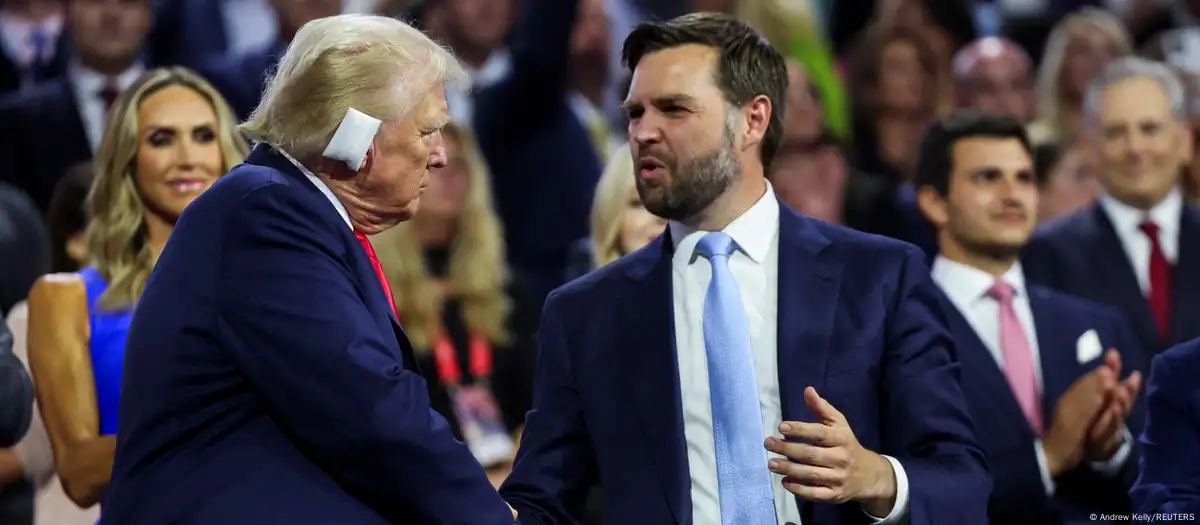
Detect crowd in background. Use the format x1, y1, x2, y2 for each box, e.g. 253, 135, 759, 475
0, 0, 1199, 523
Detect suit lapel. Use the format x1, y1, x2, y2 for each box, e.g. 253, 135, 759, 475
245, 146, 419, 370
776, 205, 837, 423
619, 235, 690, 525
775, 206, 840, 517
1085, 207, 1159, 353
1170, 206, 1200, 346
1027, 287, 1082, 423
937, 292, 1030, 430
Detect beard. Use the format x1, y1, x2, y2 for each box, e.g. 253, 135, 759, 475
636, 124, 741, 223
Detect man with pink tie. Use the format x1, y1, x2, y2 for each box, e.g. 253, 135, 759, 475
916, 110, 1146, 524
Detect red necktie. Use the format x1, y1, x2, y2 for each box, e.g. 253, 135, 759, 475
99, 82, 120, 114
355, 231, 399, 318
1139, 219, 1173, 342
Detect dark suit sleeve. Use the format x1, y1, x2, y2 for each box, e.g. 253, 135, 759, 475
0, 318, 33, 447
880, 245, 992, 524
1130, 349, 1200, 515
499, 291, 599, 525
215, 184, 514, 525
474, 0, 578, 133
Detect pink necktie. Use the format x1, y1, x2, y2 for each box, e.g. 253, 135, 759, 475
989, 280, 1044, 436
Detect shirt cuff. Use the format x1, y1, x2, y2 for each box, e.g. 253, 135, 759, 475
863, 455, 910, 523
1034, 438, 1057, 496
1087, 426, 1133, 477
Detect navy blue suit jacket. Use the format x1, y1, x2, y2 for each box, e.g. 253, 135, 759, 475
939, 285, 1145, 524
500, 205, 991, 525
0, 77, 92, 213
194, 44, 283, 121
101, 145, 513, 525
1022, 204, 1200, 360
1130, 337, 1200, 515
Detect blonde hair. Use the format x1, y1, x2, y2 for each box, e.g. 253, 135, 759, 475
372, 124, 512, 350
86, 67, 248, 310
1031, 8, 1132, 141
589, 144, 637, 269
240, 14, 467, 158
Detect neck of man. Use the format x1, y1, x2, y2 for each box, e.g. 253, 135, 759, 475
570, 62, 607, 107
939, 235, 1019, 277
684, 167, 768, 232
316, 169, 396, 235
452, 42, 493, 71
414, 214, 458, 247
78, 52, 137, 77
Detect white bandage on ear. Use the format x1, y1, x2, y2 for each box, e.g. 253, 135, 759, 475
323, 108, 382, 172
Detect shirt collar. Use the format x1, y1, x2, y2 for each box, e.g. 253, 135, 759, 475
1098, 186, 1183, 238
931, 255, 1027, 307
272, 146, 353, 229
669, 180, 779, 264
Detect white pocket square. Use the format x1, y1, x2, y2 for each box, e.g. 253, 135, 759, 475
1076, 329, 1103, 364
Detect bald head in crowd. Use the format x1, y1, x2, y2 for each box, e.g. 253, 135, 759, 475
953, 37, 1035, 122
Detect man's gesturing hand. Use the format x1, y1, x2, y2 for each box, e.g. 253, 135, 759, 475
765, 387, 897, 516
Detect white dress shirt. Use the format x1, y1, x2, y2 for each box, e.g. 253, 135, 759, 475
669, 182, 908, 525
931, 256, 1131, 496
1098, 188, 1183, 297
67, 62, 144, 153
272, 146, 353, 230
0, 10, 62, 76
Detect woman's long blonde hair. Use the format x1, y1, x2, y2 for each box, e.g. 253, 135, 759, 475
86, 67, 248, 310
589, 143, 636, 269
373, 124, 512, 350
1031, 8, 1132, 142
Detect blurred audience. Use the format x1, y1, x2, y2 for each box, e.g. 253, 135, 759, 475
953, 37, 1036, 122
1030, 9, 1133, 143
0, 0, 68, 95
1034, 140, 1102, 221
847, 23, 941, 183
0, 0, 153, 213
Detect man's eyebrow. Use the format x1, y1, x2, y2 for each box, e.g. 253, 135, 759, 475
621, 93, 699, 111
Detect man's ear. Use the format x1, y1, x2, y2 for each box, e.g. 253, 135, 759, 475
741, 94, 772, 154
359, 143, 376, 173
917, 185, 949, 229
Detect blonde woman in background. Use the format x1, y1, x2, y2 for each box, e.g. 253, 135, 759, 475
564, 143, 667, 280
372, 123, 539, 489
23, 68, 247, 510
1030, 8, 1133, 143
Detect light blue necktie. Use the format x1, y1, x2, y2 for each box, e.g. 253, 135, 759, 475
696, 231, 777, 525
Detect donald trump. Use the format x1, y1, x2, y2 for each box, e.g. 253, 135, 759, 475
100, 14, 517, 524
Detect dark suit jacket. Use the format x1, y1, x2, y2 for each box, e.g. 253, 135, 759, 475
500, 202, 991, 525
940, 285, 1145, 524
0, 29, 69, 96
0, 317, 32, 448
194, 44, 283, 121
0, 183, 49, 316
0, 78, 92, 213
473, 0, 604, 303
146, 0, 232, 70
1130, 337, 1200, 515
100, 145, 514, 525
1022, 204, 1200, 362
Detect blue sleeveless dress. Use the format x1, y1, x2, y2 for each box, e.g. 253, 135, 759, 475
79, 267, 131, 435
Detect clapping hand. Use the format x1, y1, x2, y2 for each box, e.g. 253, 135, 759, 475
765, 387, 897, 517
1086, 349, 1141, 461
